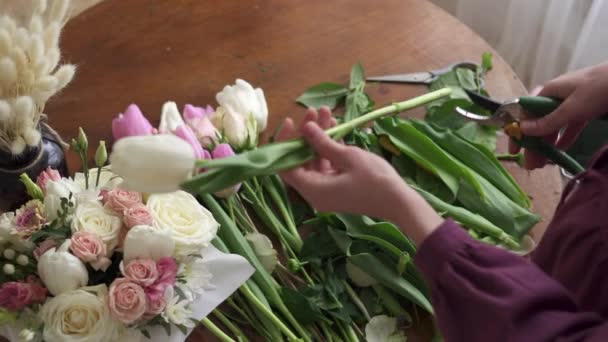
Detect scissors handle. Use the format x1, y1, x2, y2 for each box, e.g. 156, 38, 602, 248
519, 96, 608, 120
515, 135, 584, 175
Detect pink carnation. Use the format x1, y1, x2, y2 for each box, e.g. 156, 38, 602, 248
145, 257, 177, 302
108, 278, 147, 324
104, 189, 142, 215
36, 167, 61, 192
70, 231, 111, 271
0, 277, 47, 311
33, 239, 57, 261
122, 259, 159, 287
122, 204, 153, 229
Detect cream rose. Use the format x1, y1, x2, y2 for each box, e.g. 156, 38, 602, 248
147, 191, 218, 257
71, 201, 122, 252
39, 287, 120, 342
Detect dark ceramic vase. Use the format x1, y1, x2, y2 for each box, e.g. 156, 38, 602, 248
0, 123, 68, 212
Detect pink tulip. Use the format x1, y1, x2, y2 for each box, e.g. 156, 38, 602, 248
183, 104, 214, 121
174, 124, 206, 159
184, 105, 218, 147
212, 144, 241, 198
112, 104, 155, 141
36, 167, 61, 192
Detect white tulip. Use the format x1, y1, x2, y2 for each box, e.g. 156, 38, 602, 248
37, 241, 88, 296
216, 79, 268, 132
123, 225, 175, 262
158, 101, 185, 134
109, 135, 195, 194
212, 105, 257, 150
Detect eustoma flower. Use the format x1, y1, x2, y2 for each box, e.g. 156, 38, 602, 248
112, 104, 155, 141
216, 79, 268, 133
110, 134, 196, 193
36, 167, 61, 192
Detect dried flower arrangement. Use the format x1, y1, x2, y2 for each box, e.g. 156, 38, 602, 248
0, 0, 75, 155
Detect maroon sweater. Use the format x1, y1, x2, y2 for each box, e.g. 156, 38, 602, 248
415, 145, 608, 341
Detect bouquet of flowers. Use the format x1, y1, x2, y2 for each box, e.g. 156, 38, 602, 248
0, 128, 253, 341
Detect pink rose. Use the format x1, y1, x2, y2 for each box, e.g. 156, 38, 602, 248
121, 259, 159, 287
145, 257, 177, 302
33, 239, 57, 261
70, 231, 111, 271
122, 204, 153, 229
144, 291, 167, 319
104, 189, 142, 215
0, 279, 46, 311
112, 104, 156, 141
36, 167, 61, 192
108, 278, 147, 324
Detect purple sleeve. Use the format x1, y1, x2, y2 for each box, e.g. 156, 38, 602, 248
415, 220, 608, 342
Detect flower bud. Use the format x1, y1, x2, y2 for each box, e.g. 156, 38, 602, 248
287, 259, 302, 273
16, 255, 29, 266
245, 232, 277, 274
216, 79, 268, 133
2, 264, 14, 275
19, 173, 44, 200
95, 141, 107, 167
77, 127, 88, 152
159, 101, 185, 134
3, 249, 15, 260
109, 135, 195, 193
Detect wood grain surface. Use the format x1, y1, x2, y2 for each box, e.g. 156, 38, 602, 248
38, 0, 562, 340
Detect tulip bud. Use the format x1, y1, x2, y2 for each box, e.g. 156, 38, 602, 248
211, 144, 241, 198
159, 101, 185, 134
19, 173, 44, 200
109, 135, 195, 193
95, 141, 107, 167
112, 104, 155, 141
184, 105, 219, 148
245, 232, 278, 274
183, 104, 214, 121
37, 241, 88, 295
216, 79, 268, 133
77, 127, 88, 152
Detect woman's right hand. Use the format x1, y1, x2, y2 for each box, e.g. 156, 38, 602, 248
509, 61, 608, 169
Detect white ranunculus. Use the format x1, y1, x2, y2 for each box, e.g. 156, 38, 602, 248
39, 286, 120, 342
216, 79, 268, 133
365, 315, 407, 342
43, 178, 82, 221
147, 191, 219, 258
71, 201, 121, 252
109, 135, 195, 194
212, 105, 257, 150
37, 241, 88, 296
159, 101, 185, 134
123, 225, 175, 262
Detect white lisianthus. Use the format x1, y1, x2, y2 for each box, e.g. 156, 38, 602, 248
365, 315, 407, 342
37, 241, 88, 296
73, 167, 122, 190
177, 256, 213, 300
216, 79, 268, 133
0, 213, 34, 251
109, 135, 195, 194
39, 287, 120, 342
123, 225, 175, 262
162, 287, 195, 328
147, 191, 219, 258
71, 201, 121, 252
43, 178, 82, 221
211, 106, 257, 150
159, 101, 186, 134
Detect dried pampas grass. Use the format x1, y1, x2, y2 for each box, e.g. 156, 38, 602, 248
0, 0, 75, 155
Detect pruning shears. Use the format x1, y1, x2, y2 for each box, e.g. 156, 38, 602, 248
455, 90, 586, 175
366, 61, 479, 85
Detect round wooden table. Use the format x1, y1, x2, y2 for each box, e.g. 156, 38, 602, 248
45, 0, 563, 340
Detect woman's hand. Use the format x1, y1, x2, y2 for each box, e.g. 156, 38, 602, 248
510, 61, 608, 169
278, 107, 443, 245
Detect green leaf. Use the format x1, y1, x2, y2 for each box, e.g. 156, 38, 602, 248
481, 52, 493, 74
349, 63, 365, 90
456, 122, 498, 151
300, 229, 340, 261
141, 329, 151, 339
176, 324, 188, 335
455, 68, 477, 91
280, 287, 325, 325
296, 82, 348, 109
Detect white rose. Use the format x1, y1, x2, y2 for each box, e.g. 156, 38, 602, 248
159, 101, 185, 134
39, 287, 120, 342
216, 79, 268, 132
147, 191, 219, 258
37, 241, 88, 296
71, 201, 121, 252
123, 225, 175, 262
109, 135, 195, 194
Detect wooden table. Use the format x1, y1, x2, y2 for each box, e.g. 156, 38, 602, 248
44, 0, 563, 340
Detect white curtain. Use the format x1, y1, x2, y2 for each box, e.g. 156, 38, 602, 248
431, 0, 608, 88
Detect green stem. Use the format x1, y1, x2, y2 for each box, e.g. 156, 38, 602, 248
344, 281, 371, 321
80, 152, 89, 189
372, 284, 409, 318
200, 318, 237, 342
263, 177, 300, 238
239, 284, 299, 341
320, 322, 334, 342
212, 310, 249, 342
95, 166, 102, 188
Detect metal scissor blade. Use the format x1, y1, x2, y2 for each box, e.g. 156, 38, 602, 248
464, 88, 502, 112
366, 71, 434, 84
455, 107, 505, 127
